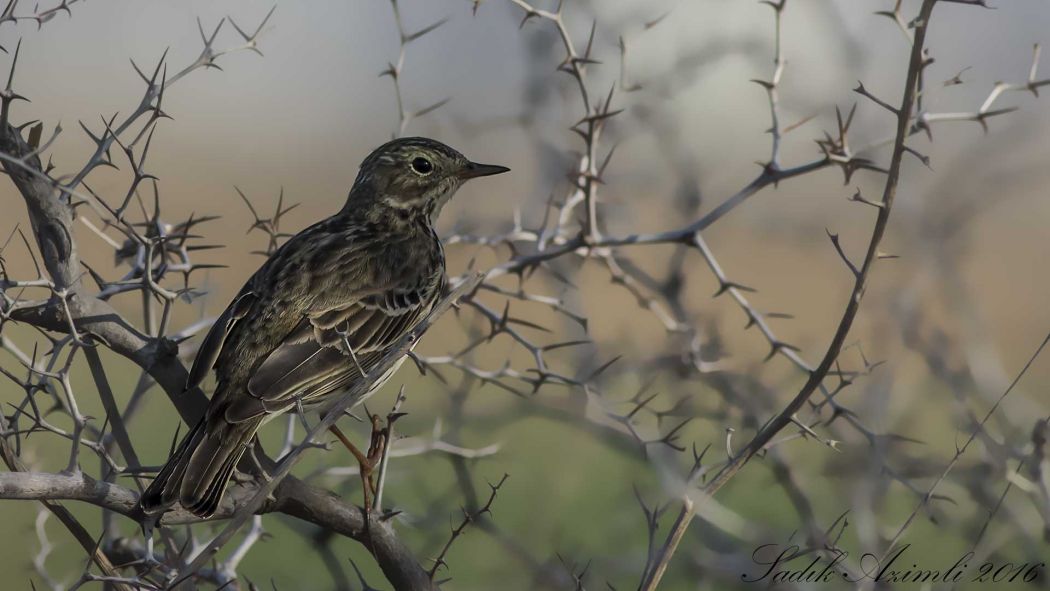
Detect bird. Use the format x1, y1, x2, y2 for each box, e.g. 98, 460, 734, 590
139, 137, 509, 518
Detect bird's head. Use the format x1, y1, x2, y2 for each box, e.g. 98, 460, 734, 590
347, 137, 509, 220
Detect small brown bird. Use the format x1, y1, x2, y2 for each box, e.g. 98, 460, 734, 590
140, 137, 508, 518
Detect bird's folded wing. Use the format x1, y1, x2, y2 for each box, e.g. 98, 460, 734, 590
185, 289, 257, 391
225, 288, 434, 422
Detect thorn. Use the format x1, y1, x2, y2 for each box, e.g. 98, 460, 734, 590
404, 17, 448, 43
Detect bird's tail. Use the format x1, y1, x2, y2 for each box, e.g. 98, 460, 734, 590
140, 415, 262, 518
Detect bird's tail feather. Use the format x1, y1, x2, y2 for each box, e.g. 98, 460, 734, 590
140, 416, 261, 518
181, 418, 260, 517
140, 418, 206, 514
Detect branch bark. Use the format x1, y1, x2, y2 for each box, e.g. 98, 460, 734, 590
0, 470, 432, 590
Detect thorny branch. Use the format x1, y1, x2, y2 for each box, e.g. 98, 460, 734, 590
0, 0, 1047, 589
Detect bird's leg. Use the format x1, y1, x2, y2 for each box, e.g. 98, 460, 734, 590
328, 424, 373, 511
364, 411, 387, 495
328, 419, 387, 513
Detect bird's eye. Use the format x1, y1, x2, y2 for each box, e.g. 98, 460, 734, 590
411, 157, 433, 175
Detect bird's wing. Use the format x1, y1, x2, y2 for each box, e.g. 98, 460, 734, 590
224, 283, 439, 422
185, 289, 257, 391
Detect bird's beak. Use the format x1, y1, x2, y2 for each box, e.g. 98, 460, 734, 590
459, 161, 510, 180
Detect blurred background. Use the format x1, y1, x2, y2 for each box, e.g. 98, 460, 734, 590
2, 0, 1050, 589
